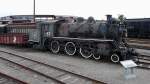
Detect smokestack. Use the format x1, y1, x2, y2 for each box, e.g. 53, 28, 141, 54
106, 15, 112, 22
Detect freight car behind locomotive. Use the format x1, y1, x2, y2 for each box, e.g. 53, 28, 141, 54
0, 15, 74, 45
28, 15, 137, 63
126, 18, 150, 38
0, 22, 36, 45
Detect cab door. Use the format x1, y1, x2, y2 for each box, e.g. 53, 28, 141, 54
40, 22, 55, 46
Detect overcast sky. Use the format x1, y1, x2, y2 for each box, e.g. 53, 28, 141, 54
0, 0, 149, 19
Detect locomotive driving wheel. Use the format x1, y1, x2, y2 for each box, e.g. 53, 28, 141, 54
80, 45, 93, 58
93, 54, 101, 60
50, 41, 60, 53
110, 54, 120, 63
65, 42, 77, 56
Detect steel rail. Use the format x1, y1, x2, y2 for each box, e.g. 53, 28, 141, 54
0, 72, 27, 84
0, 55, 65, 84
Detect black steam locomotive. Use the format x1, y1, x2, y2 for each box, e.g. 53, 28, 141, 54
27, 15, 136, 63
0, 15, 137, 63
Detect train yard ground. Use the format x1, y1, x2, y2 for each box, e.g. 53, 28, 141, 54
0, 46, 105, 84
0, 46, 149, 84
0, 72, 27, 84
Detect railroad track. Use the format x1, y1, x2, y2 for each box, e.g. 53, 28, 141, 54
0, 53, 64, 84
127, 38, 150, 49
0, 50, 106, 84
136, 54, 150, 69
0, 72, 27, 84
127, 38, 150, 44
127, 38, 150, 69
127, 38, 150, 41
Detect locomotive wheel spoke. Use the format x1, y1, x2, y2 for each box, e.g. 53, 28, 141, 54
65, 42, 76, 56
80, 46, 93, 58
50, 41, 60, 53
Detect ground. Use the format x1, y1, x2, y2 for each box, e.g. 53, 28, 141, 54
0, 47, 149, 84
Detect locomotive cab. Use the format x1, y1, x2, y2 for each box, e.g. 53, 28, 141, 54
28, 21, 57, 48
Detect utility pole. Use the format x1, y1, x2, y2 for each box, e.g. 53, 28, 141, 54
33, 0, 35, 22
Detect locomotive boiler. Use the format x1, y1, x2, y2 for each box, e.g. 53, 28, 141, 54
28, 15, 137, 63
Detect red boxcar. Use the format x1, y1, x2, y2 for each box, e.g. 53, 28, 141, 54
0, 33, 28, 45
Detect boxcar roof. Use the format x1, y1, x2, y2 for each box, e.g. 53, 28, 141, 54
6, 23, 36, 28
126, 18, 150, 22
